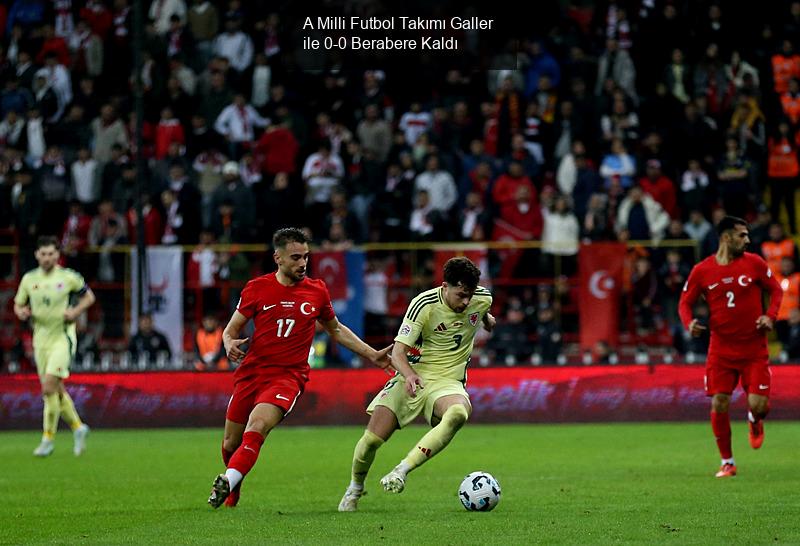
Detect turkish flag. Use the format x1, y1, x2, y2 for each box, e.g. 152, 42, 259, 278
578, 242, 627, 350
491, 219, 533, 279
312, 251, 348, 300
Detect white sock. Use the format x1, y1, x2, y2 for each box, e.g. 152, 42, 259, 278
721, 457, 735, 466
225, 468, 243, 490
396, 461, 412, 477
747, 411, 755, 423
348, 480, 363, 492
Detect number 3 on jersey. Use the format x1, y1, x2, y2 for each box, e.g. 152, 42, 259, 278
276, 318, 295, 337
726, 291, 735, 308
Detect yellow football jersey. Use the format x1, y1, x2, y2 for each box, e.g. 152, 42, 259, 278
14, 266, 87, 342
394, 285, 492, 382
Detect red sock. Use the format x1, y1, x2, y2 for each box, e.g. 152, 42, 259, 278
227, 431, 265, 478
222, 445, 234, 466
711, 411, 732, 460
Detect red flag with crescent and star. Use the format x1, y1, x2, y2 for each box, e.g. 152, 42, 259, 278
578, 242, 627, 350
313, 251, 347, 300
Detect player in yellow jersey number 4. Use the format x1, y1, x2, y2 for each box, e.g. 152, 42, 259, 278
14, 236, 96, 457
338, 257, 495, 511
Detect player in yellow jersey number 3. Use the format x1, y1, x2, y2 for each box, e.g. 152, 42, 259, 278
338, 257, 495, 511
14, 236, 96, 457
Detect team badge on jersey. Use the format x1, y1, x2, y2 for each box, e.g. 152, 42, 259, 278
469, 312, 480, 327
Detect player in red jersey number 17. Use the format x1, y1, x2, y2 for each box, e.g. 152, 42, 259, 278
678, 216, 783, 479
207, 228, 418, 508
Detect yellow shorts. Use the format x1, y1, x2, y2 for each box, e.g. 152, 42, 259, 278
34, 333, 76, 380
367, 376, 471, 428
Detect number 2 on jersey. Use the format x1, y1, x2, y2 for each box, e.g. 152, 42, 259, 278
276, 318, 295, 337
726, 291, 735, 308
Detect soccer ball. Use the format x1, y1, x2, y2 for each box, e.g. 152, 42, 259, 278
458, 471, 501, 512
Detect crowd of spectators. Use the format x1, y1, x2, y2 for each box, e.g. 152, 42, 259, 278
2, 0, 800, 363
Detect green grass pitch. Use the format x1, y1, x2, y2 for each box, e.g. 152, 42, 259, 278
2, 423, 799, 545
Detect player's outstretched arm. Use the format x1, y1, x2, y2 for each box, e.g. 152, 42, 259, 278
322, 317, 393, 373
390, 342, 424, 397
222, 310, 249, 364
64, 288, 96, 322
678, 267, 704, 335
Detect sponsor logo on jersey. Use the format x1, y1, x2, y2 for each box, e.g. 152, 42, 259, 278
708, 283, 719, 290
435, 322, 447, 332
469, 312, 480, 327
262, 304, 276, 311
451, 321, 463, 327
399, 323, 412, 337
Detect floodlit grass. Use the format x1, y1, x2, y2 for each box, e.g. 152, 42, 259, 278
3, 423, 799, 545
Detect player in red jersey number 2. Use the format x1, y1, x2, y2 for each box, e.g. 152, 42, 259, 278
207, 228, 406, 508
679, 216, 783, 478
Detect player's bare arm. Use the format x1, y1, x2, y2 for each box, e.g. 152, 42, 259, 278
688, 318, 708, 337
321, 317, 394, 373
390, 341, 424, 397
222, 310, 249, 363
482, 312, 496, 333
64, 288, 96, 323
14, 302, 31, 321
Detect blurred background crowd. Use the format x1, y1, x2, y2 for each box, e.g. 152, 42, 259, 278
2, 0, 800, 370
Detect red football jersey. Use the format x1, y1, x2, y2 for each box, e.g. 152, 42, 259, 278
234, 273, 335, 380
679, 252, 782, 359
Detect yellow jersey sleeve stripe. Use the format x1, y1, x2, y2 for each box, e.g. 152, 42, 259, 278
408, 299, 437, 322
405, 294, 438, 320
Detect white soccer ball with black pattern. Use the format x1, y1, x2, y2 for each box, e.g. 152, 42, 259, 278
458, 471, 501, 511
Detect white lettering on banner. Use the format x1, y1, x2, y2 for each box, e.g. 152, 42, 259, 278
467, 380, 555, 413
630, 387, 675, 406
580, 388, 627, 410
130, 247, 183, 357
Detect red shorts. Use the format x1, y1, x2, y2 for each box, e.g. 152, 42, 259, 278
225, 368, 308, 424
705, 353, 771, 397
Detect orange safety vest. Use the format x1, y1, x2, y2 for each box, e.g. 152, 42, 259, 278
762, 239, 795, 277
776, 272, 800, 320
772, 54, 800, 94
767, 137, 800, 178
195, 327, 228, 370
781, 93, 800, 124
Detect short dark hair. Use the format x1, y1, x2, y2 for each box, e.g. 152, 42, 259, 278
273, 227, 309, 249
443, 257, 481, 291
36, 235, 59, 250
716, 215, 748, 236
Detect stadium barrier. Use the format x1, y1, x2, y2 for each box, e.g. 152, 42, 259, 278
3, 365, 799, 428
